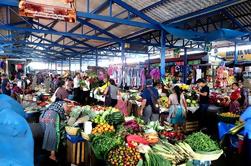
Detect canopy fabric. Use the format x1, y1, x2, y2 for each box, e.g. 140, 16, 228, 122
163, 26, 248, 42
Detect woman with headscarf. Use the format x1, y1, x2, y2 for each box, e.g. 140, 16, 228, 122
39, 101, 70, 161
229, 83, 241, 114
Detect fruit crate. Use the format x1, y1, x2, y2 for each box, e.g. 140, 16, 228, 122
186, 121, 199, 133
66, 135, 102, 166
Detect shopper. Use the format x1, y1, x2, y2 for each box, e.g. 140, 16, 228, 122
54, 80, 69, 101
240, 106, 251, 166
140, 79, 160, 124
1, 74, 11, 96
186, 74, 193, 85
229, 83, 241, 114
65, 77, 73, 94
238, 80, 249, 109
39, 101, 70, 161
195, 78, 210, 128
104, 79, 119, 107
168, 85, 187, 132
73, 73, 81, 103
82, 76, 90, 105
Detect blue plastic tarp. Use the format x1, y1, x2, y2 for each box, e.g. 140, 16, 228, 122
163, 25, 248, 42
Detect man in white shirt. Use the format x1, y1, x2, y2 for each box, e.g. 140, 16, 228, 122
73, 73, 81, 103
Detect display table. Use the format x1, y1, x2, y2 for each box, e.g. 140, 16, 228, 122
66, 135, 86, 165
66, 135, 102, 166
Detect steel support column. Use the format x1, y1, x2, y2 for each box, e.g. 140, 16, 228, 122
95, 49, 98, 73
50, 62, 53, 71
160, 30, 166, 78
183, 48, 188, 83
121, 42, 125, 87
47, 62, 50, 70
55, 61, 58, 73
80, 55, 82, 72
69, 57, 71, 72
61, 60, 63, 75
148, 53, 150, 72
234, 42, 238, 74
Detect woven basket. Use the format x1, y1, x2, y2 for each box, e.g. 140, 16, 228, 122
65, 126, 79, 136
217, 113, 239, 124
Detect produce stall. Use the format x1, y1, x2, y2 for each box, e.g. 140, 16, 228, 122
64, 105, 223, 166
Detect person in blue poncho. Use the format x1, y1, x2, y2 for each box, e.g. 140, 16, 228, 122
240, 106, 251, 166
0, 94, 34, 166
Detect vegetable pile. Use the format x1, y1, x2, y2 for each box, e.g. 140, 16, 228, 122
185, 132, 220, 152
92, 114, 106, 124
105, 111, 124, 125
107, 146, 141, 166
124, 120, 141, 133
65, 104, 223, 165
159, 131, 185, 143
91, 123, 115, 135
92, 132, 123, 159
150, 140, 194, 165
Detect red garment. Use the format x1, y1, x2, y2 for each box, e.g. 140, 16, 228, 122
230, 89, 241, 101
229, 100, 241, 114
126, 135, 149, 147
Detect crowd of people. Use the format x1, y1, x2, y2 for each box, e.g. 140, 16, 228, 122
1, 70, 251, 165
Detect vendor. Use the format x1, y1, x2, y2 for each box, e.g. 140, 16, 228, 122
195, 79, 210, 128
240, 106, 251, 166
168, 85, 187, 132
140, 79, 160, 123
104, 79, 119, 107
229, 83, 241, 114
38, 101, 70, 161
55, 80, 69, 101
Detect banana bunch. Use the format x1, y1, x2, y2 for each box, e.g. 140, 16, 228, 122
179, 84, 190, 91
99, 82, 110, 93
160, 96, 169, 108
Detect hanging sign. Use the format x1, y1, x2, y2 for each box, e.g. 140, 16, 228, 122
19, 0, 76, 22
218, 49, 251, 61
166, 49, 174, 59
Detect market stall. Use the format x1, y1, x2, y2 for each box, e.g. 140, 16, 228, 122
63, 104, 223, 166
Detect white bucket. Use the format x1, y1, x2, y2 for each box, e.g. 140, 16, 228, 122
84, 121, 92, 134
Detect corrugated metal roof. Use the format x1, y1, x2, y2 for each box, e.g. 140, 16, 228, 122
138, 0, 225, 23
225, 0, 251, 31
1, 0, 250, 60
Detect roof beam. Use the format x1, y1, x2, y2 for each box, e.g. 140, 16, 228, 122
77, 12, 158, 29
111, 0, 159, 27
0, 24, 121, 42
77, 17, 121, 41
